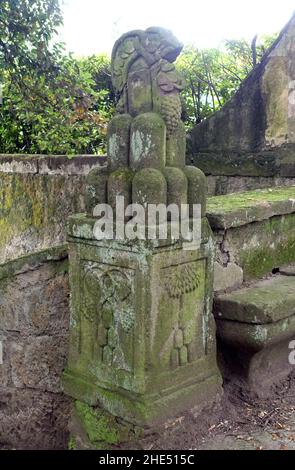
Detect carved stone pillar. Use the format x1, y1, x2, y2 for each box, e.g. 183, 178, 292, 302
63, 27, 222, 449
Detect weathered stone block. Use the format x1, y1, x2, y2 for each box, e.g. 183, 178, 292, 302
206, 174, 295, 197
127, 68, 153, 117
184, 166, 207, 217
207, 186, 295, 230
189, 14, 295, 156
215, 275, 295, 325
63, 215, 221, 427
0, 156, 105, 264
85, 166, 108, 215
207, 187, 295, 281
215, 273, 295, 396
10, 335, 68, 393
0, 248, 72, 448
0, 250, 69, 337
108, 168, 134, 211
163, 167, 188, 208
132, 168, 167, 207
166, 122, 186, 167
213, 262, 243, 292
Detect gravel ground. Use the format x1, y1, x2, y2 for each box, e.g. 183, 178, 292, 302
120, 372, 295, 450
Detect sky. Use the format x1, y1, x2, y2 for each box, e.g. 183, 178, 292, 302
59, 0, 295, 56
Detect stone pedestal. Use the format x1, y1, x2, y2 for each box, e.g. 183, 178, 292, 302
62, 26, 222, 449
63, 215, 221, 447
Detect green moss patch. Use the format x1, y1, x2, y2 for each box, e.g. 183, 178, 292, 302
207, 186, 295, 229
74, 400, 136, 448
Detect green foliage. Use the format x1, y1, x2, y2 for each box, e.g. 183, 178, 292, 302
0, 2, 277, 154
177, 34, 277, 128
0, 0, 114, 154
0, 0, 62, 77
0, 53, 114, 154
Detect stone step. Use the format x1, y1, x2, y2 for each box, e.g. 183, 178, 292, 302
214, 275, 295, 325
214, 273, 295, 396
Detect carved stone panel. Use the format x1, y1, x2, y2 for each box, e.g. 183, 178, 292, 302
151, 259, 206, 371
79, 261, 135, 378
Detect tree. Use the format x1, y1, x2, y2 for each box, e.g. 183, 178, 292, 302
0, 1, 115, 154
0, 0, 62, 81
0, 53, 114, 154
177, 34, 277, 129
0, 2, 278, 154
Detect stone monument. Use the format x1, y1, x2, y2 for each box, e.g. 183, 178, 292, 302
63, 27, 221, 449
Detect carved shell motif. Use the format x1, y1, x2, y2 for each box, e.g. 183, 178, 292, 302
163, 263, 201, 298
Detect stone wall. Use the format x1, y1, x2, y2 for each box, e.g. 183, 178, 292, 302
0, 246, 71, 450
206, 174, 295, 196
187, 141, 295, 195
188, 13, 295, 193
0, 155, 105, 263
189, 14, 295, 154
0, 155, 109, 449
0, 154, 293, 449
207, 187, 295, 292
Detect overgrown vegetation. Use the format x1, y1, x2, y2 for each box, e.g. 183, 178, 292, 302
0, 0, 277, 154
177, 35, 276, 128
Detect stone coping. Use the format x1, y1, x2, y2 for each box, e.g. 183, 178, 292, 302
215, 314, 295, 351
190, 146, 295, 178
0, 154, 106, 175
0, 245, 68, 280
214, 275, 295, 324
207, 186, 295, 229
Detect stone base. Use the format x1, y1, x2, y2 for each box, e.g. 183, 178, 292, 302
63, 368, 222, 429
63, 214, 222, 437
67, 374, 222, 450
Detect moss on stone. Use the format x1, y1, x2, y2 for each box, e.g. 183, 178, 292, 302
191, 152, 279, 177
226, 213, 295, 280
109, 168, 135, 183
207, 186, 295, 229
0, 171, 86, 262
207, 186, 295, 214
215, 275, 295, 324
132, 167, 167, 206
75, 401, 119, 444
0, 245, 68, 281
74, 400, 136, 447
241, 239, 295, 279
130, 113, 166, 170
68, 436, 77, 450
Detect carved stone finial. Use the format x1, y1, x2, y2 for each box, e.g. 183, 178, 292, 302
85, 27, 207, 219
111, 27, 184, 130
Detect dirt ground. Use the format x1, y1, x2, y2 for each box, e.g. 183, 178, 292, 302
121, 371, 295, 450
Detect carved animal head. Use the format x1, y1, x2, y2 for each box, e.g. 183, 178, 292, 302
111, 27, 183, 94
